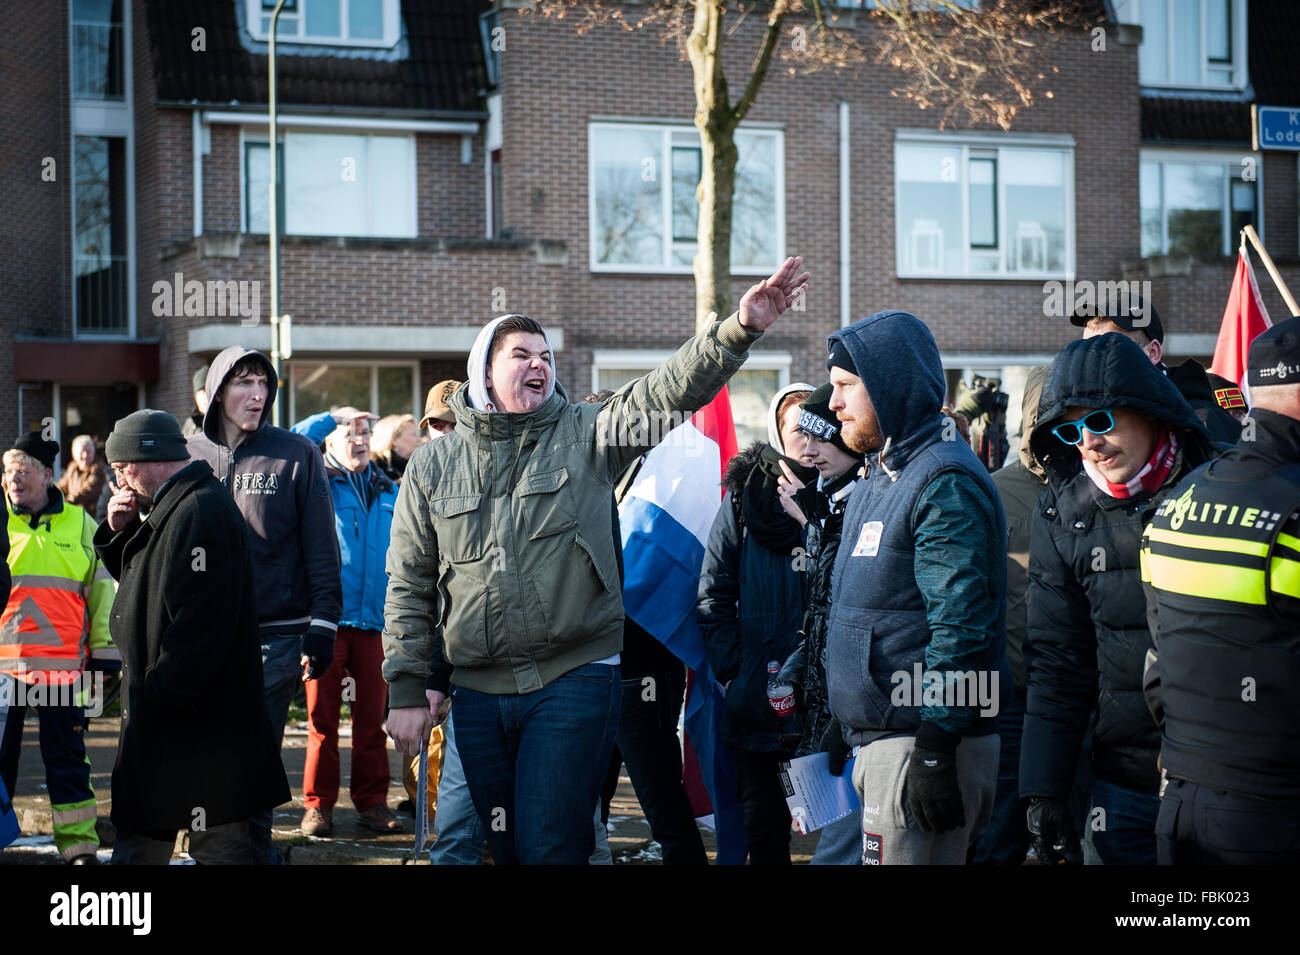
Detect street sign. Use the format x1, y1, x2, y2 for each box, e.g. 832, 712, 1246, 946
1253, 105, 1300, 151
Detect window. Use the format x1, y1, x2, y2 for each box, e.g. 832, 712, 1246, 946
247, 0, 399, 47
1136, 0, 1244, 89
593, 352, 790, 448
1140, 152, 1259, 257
244, 131, 415, 237
289, 362, 418, 423
74, 135, 129, 333
589, 123, 784, 273
72, 0, 124, 100
895, 134, 1074, 278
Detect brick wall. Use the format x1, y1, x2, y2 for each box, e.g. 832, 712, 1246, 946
1, 0, 70, 441
492, 9, 1148, 394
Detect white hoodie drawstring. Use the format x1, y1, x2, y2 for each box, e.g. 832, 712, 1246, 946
877, 436, 899, 482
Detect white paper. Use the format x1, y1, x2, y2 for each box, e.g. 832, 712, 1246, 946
780, 752, 861, 835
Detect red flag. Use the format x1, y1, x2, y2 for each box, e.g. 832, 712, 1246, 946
690, 383, 740, 487
1211, 249, 1273, 388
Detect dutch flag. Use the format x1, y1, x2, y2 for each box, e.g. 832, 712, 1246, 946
617, 388, 747, 865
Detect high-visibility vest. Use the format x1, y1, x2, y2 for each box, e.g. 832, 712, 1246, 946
1140, 463, 1300, 802
1, 499, 114, 684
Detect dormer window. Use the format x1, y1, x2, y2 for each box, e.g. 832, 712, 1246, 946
1134, 0, 1247, 91
247, 0, 400, 48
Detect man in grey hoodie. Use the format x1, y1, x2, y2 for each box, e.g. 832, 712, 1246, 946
187, 346, 342, 864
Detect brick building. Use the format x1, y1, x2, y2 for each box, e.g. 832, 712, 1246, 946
4, 0, 1300, 462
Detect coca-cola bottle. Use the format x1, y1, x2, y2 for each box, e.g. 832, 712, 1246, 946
766, 660, 796, 717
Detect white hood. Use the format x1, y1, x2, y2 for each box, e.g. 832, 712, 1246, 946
466, 315, 558, 413
767, 381, 816, 452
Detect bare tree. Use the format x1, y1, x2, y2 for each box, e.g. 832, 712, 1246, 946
524, 0, 1093, 330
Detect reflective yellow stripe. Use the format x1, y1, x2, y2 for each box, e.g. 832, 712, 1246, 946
1144, 553, 1266, 605
1145, 526, 1269, 557
1277, 532, 1300, 553
1270, 555, 1300, 599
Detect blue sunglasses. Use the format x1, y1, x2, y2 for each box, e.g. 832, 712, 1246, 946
1051, 409, 1116, 446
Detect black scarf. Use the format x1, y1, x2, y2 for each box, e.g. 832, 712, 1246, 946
739, 445, 816, 553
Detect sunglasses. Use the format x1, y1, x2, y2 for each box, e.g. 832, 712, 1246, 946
1051, 409, 1116, 446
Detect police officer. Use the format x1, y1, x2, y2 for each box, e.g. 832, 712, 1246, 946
1141, 316, 1300, 864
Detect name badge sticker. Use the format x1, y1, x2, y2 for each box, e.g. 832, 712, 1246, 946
852, 521, 883, 557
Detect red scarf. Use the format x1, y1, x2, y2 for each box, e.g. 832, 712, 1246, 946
1082, 427, 1177, 499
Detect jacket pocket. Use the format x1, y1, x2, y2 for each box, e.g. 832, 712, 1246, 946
516, 466, 577, 541
826, 621, 895, 731
430, 493, 485, 563
439, 566, 493, 668
531, 532, 621, 655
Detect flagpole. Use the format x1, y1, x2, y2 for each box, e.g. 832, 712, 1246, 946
1242, 225, 1300, 317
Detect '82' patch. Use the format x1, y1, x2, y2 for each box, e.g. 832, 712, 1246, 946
862, 831, 882, 865
851, 521, 884, 557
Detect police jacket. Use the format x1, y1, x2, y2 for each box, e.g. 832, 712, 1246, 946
1141, 408, 1300, 803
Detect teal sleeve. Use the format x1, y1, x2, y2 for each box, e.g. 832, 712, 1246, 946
911, 470, 1002, 734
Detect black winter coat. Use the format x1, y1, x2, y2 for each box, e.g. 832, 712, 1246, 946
94, 461, 290, 831
1020, 334, 1217, 799
698, 444, 811, 753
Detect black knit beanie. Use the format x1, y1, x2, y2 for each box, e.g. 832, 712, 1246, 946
797, 384, 853, 456
105, 410, 190, 463
10, 432, 60, 469
827, 338, 857, 377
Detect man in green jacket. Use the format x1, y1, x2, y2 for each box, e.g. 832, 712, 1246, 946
383, 257, 809, 864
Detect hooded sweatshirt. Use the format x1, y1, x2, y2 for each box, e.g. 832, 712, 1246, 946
825, 311, 1007, 746
466, 315, 557, 412
187, 346, 342, 634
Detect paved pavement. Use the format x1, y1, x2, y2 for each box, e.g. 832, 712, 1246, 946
3, 712, 822, 864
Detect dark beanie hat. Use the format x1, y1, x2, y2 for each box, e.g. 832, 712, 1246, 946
10, 432, 60, 469
797, 384, 853, 456
1247, 316, 1300, 387
827, 338, 858, 377
105, 410, 190, 463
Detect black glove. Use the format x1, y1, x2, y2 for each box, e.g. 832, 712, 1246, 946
819, 718, 850, 777
906, 723, 966, 833
1025, 797, 1081, 865
301, 626, 335, 682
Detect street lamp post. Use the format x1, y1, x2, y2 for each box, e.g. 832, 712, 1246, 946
268, 0, 287, 428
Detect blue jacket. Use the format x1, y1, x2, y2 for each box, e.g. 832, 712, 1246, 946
325, 461, 397, 633
825, 311, 1006, 746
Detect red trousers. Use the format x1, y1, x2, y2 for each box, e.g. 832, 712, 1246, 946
304, 627, 390, 812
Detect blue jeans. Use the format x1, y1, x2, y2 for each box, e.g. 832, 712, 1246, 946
427, 711, 486, 865
250, 630, 302, 866
452, 663, 621, 865
1083, 776, 1159, 866
811, 809, 863, 865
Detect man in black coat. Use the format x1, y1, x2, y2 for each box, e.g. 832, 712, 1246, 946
95, 410, 289, 864
1020, 335, 1216, 866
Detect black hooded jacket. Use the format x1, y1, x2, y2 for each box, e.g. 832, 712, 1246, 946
187, 347, 342, 633
697, 443, 813, 753
1020, 334, 1217, 799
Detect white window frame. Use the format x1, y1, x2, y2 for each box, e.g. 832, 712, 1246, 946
942, 354, 1058, 445
287, 359, 421, 424
69, 0, 135, 340
894, 129, 1076, 281
245, 0, 401, 48
587, 121, 786, 276
1140, 147, 1263, 258
240, 126, 417, 238
1129, 0, 1248, 91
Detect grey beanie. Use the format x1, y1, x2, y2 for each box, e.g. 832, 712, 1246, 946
105, 410, 190, 463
